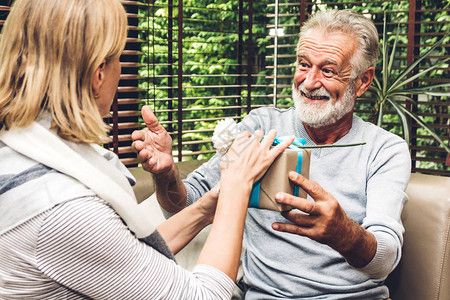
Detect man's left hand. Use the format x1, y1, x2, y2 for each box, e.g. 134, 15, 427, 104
272, 171, 376, 267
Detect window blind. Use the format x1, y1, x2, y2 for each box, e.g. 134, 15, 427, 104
141, 0, 267, 162
102, 1, 149, 166
0, 3, 11, 31
1, 0, 448, 176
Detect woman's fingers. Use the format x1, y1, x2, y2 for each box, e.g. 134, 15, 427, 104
260, 129, 276, 148
270, 135, 294, 158
222, 130, 296, 187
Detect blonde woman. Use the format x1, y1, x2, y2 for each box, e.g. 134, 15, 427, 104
0, 0, 292, 298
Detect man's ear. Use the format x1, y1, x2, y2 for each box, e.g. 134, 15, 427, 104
92, 60, 106, 96
355, 67, 375, 98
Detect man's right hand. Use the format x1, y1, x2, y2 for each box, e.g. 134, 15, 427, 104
132, 105, 174, 175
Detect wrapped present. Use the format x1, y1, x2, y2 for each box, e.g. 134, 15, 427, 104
249, 137, 311, 212
211, 120, 364, 212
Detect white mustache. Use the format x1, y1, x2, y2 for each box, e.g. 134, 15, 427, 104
297, 83, 331, 99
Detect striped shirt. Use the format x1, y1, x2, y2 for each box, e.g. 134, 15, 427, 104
0, 196, 234, 299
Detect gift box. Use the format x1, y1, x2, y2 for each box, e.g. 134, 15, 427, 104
249, 146, 311, 212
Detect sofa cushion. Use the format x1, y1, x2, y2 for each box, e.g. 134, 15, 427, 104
386, 173, 450, 300
129, 159, 208, 204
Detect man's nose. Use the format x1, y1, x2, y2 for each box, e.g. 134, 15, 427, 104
303, 67, 322, 90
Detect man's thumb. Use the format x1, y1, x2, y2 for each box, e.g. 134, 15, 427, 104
142, 105, 163, 132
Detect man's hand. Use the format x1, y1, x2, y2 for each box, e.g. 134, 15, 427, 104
131, 106, 174, 175
272, 171, 377, 268
132, 106, 186, 213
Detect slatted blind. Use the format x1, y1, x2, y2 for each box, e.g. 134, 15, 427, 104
103, 1, 149, 166
0, 2, 11, 31
141, 0, 255, 163
139, 0, 293, 163
140, 0, 449, 176
405, 2, 449, 175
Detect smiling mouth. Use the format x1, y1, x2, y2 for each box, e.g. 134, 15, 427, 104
301, 92, 329, 101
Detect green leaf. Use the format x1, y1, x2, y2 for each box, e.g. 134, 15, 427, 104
376, 101, 384, 127
372, 75, 382, 91
401, 82, 450, 95
388, 34, 449, 92
298, 143, 367, 149
389, 94, 416, 105
420, 91, 450, 97
382, 13, 389, 95
367, 85, 384, 102
386, 98, 411, 146
392, 103, 450, 153
387, 24, 400, 85
390, 58, 450, 91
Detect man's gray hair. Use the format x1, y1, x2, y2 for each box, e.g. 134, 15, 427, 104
298, 9, 379, 78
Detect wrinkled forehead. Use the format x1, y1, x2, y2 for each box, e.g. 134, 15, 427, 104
297, 29, 358, 62
298, 28, 357, 49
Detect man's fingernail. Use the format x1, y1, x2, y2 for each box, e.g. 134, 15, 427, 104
275, 193, 283, 201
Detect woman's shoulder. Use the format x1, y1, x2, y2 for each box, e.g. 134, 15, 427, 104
0, 146, 96, 235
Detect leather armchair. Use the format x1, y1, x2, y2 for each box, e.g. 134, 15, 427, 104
386, 173, 450, 300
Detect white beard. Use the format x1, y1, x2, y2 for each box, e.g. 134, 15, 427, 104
293, 82, 356, 128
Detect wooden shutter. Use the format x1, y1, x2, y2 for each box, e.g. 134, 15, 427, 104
142, 0, 256, 162
103, 1, 149, 167
2, 0, 447, 175
0, 2, 11, 32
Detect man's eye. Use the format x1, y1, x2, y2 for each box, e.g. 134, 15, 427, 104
298, 62, 309, 68
323, 69, 335, 76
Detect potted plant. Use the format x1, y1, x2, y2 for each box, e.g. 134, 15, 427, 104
360, 16, 450, 162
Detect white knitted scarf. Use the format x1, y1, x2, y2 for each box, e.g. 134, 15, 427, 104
0, 118, 155, 238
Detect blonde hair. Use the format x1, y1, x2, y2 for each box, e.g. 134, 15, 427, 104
0, 0, 127, 144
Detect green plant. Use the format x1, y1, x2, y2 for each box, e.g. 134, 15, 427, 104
361, 16, 450, 153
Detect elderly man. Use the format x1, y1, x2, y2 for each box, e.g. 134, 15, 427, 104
133, 9, 411, 299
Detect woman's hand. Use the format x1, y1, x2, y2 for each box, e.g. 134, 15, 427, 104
195, 184, 220, 224
220, 129, 294, 189
196, 129, 293, 280
157, 184, 219, 255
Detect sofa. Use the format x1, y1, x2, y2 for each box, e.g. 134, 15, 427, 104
130, 162, 450, 300
385, 172, 449, 300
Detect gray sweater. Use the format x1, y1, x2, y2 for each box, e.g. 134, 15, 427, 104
179, 107, 411, 299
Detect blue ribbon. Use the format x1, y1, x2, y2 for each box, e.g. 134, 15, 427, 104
293, 148, 303, 197
272, 136, 306, 149
249, 136, 305, 208
249, 179, 261, 208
